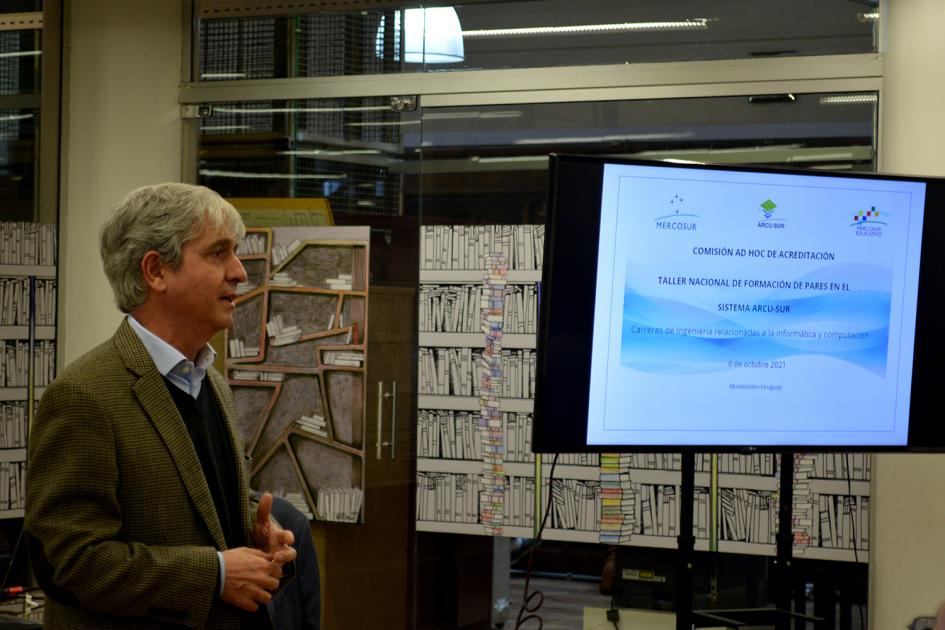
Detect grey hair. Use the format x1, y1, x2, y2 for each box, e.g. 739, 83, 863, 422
99, 183, 246, 313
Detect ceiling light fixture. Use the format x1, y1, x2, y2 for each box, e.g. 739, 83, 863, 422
0, 113, 34, 122
200, 125, 252, 132
0, 50, 41, 59
513, 131, 694, 145
280, 149, 382, 156
462, 19, 710, 39
819, 94, 878, 105
199, 169, 346, 180
345, 120, 421, 127
200, 72, 247, 80
404, 7, 464, 63
214, 106, 390, 115
424, 110, 524, 120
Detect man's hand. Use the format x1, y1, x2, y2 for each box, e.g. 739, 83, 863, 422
220, 547, 280, 612
253, 492, 296, 567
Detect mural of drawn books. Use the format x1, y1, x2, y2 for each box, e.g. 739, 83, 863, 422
225, 226, 369, 523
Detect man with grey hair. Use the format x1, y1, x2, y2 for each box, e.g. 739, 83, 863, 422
25, 183, 296, 629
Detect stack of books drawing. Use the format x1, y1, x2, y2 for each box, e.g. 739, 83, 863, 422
236, 281, 257, 295
271, 240, 302, 266
316, 487, 363, 523
269, 271, 297, 287
296, 413, 328, 438
231, 370, 284, 382
599, 454, 632, 544
325, 273, 352, 291
267, 314, 301, 347
236, 233, 267, 256
322, 350, 363, 367
227, 338, 258, 358
281, 491, 315, 520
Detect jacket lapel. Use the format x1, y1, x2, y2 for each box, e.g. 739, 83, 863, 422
113, 320, 228, 550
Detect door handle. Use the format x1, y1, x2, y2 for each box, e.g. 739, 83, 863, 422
375, 381, 398, 460
388, 381, 397, 459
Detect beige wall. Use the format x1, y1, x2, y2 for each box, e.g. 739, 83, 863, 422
59, 0, 184, 364
871, 0, 945, 628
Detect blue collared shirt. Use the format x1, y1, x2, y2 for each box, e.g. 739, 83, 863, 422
126, 315, 228, 595
127, 315, 216, 398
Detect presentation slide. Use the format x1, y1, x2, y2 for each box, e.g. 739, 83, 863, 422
586, 163, 926, 446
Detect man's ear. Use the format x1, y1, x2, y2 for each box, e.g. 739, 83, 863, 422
140, 250, 168, 293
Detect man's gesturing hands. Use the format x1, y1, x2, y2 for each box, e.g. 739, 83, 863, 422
221, 492, 298, 612
252, 492, 296, 564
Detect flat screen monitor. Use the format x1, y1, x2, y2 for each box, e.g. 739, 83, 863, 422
533, 155, 945, 452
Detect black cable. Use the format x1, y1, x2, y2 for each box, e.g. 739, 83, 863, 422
844, 452, 866, 629
0, 528, 26, 596
609, 584, 620, 630
513, 453, 559, 630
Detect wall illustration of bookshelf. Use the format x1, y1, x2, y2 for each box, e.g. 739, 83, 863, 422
415, 225, 870, 562
0, 222, 57, 519
226, 226, 368, 523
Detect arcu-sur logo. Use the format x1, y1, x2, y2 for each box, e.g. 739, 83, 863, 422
757, 198, 785, 229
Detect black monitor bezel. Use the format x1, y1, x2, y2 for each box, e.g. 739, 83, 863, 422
532, 154, 945, 453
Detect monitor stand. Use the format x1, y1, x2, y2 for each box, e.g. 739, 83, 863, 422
676, 452, 821, 630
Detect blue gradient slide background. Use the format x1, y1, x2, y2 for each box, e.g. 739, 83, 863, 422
621, 263, 892, 377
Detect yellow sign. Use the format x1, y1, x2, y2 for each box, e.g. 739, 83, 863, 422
228, 197, 334, 227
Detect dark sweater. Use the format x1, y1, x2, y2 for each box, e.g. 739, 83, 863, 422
163, 378, 243, 550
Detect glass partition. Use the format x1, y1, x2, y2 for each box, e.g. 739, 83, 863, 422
1, 2, 44, 222
414, 91, 877, 225
196, 0, 878, 79
0, 106, 38, 221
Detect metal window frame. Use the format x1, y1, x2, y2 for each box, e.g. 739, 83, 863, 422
179, 53, 882, 105
179, 52, 883, 182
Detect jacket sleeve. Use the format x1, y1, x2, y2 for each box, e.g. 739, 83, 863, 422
24, 376, 219, 628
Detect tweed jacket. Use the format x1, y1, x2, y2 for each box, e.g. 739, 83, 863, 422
25, 320, 266, 629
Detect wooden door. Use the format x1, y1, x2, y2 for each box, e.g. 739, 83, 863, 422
316, 286, 416, 629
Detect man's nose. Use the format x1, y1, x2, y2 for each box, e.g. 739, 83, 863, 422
230, 255, 248, 283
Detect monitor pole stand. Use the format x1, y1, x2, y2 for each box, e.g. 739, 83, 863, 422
676, 452, 695, 630
773, 451, 796, 630
679, 452, 816, 630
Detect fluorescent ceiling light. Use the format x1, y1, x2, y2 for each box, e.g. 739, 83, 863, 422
200, 72, 247, 79
0, 50, 41, 59
470, 155, 549, 164
513, 131, 694, 145
280, 149, 382, 156
199, 169, 346, 180
424, 110, 523, 120
661, 158, 704, 165
463, 19, 710, 39
200, 125, 251, 132
0, 113, 34, 122
787, 152, 854, 163
345, 120, 420, 127
214, 106, 390, 114
819, 94, 878, 105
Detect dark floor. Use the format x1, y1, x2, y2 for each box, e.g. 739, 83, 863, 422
506, 575, 613, 629
505, 576, 866, 630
